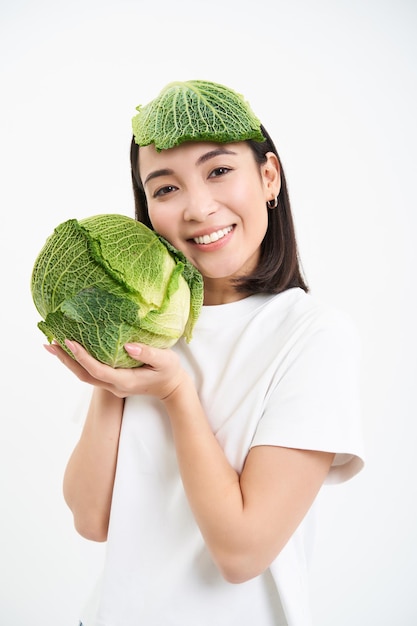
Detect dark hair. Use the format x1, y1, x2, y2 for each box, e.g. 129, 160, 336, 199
130, 125, 308, 295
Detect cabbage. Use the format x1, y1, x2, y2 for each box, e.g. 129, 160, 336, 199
132, 80, 265, 151
31, 214, 204, 368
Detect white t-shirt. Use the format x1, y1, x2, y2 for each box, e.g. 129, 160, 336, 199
82, 288, 364, 626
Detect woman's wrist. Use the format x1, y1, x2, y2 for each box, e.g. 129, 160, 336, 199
160, 370, 194, 406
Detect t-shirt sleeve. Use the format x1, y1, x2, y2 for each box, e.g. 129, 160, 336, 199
250, 309, 365, 484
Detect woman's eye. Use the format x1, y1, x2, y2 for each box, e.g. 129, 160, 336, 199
154, 185, 177, 198
209, 167, 231, 178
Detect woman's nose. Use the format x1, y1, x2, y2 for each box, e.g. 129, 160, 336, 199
183, 188, 217, 222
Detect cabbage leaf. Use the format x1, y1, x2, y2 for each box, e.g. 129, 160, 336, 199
132, 80, 265, 151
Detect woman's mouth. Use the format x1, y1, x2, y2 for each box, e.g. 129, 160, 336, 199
192, 226, 233, 245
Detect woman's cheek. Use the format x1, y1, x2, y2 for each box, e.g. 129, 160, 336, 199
148, 207, 180, 247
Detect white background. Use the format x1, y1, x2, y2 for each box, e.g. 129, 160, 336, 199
0, 0, 416, 624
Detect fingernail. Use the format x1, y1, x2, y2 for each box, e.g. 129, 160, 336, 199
44, 344, 57, 355
65, 339, 77, 353
124, 343, 142, 356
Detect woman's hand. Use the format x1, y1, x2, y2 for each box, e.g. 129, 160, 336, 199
44, 340, 186, 400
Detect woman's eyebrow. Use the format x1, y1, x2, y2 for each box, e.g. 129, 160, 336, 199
196, 148, 237, 165
143, 168, 174, 186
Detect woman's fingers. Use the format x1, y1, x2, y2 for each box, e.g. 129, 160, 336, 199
124, 342, 171, 370
45, 339, 184, 400
61, 340, 135, 397
64, 340, 118, 380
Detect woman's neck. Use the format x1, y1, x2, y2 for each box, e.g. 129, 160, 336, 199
202, 278, 248, 306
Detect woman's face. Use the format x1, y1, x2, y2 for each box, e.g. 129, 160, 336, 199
138, 141, 280, 304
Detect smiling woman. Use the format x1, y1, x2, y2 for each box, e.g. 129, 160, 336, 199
136, 140, 278, 302
47, 79, 365, 626
131, 120, 308, 300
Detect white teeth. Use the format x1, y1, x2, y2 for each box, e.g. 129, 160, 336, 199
193, 226, 233, 245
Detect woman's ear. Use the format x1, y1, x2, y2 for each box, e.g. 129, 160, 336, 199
262, 152, 281, 200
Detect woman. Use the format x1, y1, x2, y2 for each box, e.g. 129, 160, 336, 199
47, 80, 364, 625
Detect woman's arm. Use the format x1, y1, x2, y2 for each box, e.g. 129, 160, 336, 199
46, 342, 124, 542
62, 387, 124, 542
163, 375, 334, 583
52, 340, 334, 580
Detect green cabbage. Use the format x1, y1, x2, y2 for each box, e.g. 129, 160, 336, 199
31, 214, 204, 368
132, 80, 265, 151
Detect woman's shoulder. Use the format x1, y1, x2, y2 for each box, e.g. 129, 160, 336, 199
267, 287, 356, 329
263, 288, 360, 353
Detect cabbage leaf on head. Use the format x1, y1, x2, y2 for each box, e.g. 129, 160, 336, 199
132, 80, 265, 151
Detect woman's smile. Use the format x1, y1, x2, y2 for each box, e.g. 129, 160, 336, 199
191, 225, 234, 247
